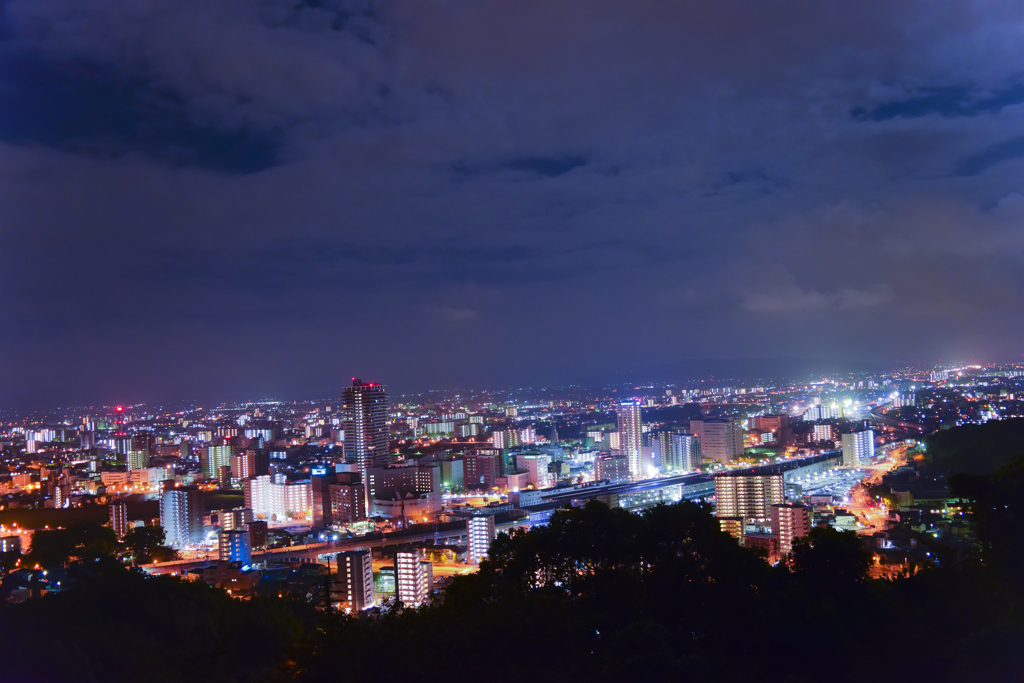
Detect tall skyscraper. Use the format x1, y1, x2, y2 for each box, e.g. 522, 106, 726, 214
714, 473, 784, 524
343, 380, 389, 492
842, 429, 874, 467
616, 400, 643, 477
109, 500, 129, 540
336, 548, 375, 613
160, 486, 203, 548
467, 514, 496, 565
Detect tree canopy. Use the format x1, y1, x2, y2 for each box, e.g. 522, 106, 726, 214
925, 417, 1024, 473
3, 499, 1023, 683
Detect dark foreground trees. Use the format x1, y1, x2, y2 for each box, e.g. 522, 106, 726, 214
294, 500, 1024, 683
3, 497, 1023, 683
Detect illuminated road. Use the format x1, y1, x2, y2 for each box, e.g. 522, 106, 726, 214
142, 522, 515, 576
845, 450, 906, 535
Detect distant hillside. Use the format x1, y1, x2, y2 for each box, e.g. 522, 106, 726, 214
925, 418, 1024, 474
641, 357, 881, 385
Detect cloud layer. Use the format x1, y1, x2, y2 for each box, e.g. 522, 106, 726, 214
2, 0, 1024, 405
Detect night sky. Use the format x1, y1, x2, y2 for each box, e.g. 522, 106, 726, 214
2, 1, 1023, 407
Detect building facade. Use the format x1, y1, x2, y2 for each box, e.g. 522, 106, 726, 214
160, 486, 203, 548
714, 473, 785, 524
109, 500, 128, 540
396, 550, 430, 607
218, 528, 253, 565
329, 473, 367, 525
617, 400, 643, 477
463, 451, 502, 491
690, 418, 744, 464
594, 453, 631, 483
467, 514, 496, 565
770, 503, 812, 557
343, 379, 390, 485
336, 548, 375, 612
655, 431, 700, 472
243, 475, 312, 522
841, 429, 875, 467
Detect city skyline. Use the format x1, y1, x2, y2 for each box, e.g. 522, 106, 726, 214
1, 356, 1017, 414
3, 3, 1024, 680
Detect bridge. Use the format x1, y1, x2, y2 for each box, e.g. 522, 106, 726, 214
870, 403, 928, 435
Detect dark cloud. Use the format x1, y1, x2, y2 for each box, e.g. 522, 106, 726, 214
0, 50, 282, 173
2, 0, 1024, 406
953, 136, 1024, 176
852, 84, 1024, 121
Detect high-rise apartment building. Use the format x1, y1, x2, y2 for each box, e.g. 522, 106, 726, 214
467, 514, 496, 565
813, 423, 834, 443
343, 379, 389, 482
617, 400, 643, 477
231, 449, 269, 480
160, 486, 203, 548
490, 429, 521, 450
841, 429, 874, 467
201, 443, 236, 479
803, 404, 842, 421
243, 475, 312, 522
656, 431, 701, 472
336, 548, 374, 612
126, 450, 149, 470
690, 418, 744, 464
714, 473, 784, 524
770, 503, 812, 557
396, 550, 430, 607
109, 500, 129, 540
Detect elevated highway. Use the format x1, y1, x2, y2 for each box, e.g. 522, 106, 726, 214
144, 452, 842, 576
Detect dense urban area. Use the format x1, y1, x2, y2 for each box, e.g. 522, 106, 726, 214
1, 364, 1023, 682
